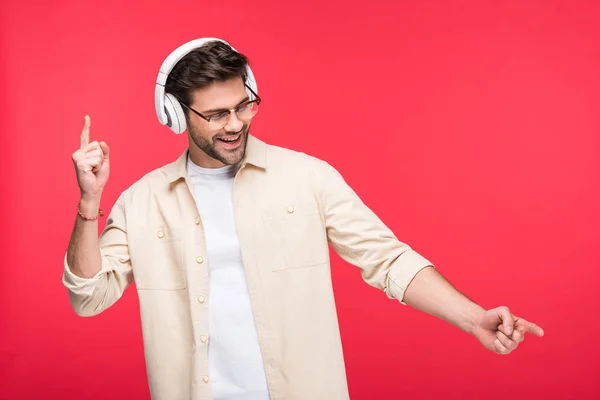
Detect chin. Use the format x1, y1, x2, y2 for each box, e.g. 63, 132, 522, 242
219, 149, 244, 165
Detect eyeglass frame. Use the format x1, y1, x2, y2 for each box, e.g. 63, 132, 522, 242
179, 83, 262, 126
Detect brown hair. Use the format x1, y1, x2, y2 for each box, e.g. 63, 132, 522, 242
165, 40, 249, 113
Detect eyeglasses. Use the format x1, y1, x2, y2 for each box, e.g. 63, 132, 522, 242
181, 84, 261, 131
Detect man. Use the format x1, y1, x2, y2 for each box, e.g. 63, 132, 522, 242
64, 38, 544, 400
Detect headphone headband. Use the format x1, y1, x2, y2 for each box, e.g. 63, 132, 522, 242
154, 37, 258, 134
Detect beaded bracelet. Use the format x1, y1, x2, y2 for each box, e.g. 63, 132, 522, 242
77, 203, 104, 220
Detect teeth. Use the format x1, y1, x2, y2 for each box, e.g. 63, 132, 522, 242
221, 136, 238, 142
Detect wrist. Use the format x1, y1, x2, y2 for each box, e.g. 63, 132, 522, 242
80, 194, 101, 207
465, 304, 487, 335
78, 195, 103, 219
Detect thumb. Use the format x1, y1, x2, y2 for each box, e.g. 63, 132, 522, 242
495, 306, 514, 335
99, 141, 110, 161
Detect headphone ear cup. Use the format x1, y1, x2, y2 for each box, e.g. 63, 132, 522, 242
164, 93, 187, 134
244, 68, 258, 100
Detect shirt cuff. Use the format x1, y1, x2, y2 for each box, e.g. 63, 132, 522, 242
61, 252, 106, 296
385, 249, 434, 305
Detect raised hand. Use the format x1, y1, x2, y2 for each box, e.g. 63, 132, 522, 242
71, 116, 110, 201
472, 306, 544, 355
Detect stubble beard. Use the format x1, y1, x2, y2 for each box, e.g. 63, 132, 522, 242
189, 124, 250, 166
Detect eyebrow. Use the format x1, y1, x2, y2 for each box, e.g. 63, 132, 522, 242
200, 96, 250, 115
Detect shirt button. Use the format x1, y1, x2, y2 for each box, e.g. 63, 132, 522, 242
203, 376, 209, 383
200, 335, 208, 343
196, 256, 204, 264
287, 206, 295, 214
194, 215, 201, 225
157, 230, 164, 238
198, 295, 206, 303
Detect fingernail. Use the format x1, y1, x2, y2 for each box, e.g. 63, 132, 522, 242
506, 325, 512, 334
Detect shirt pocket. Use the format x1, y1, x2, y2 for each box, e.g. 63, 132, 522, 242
131, 226, 187, 290
261, 201, 329, 271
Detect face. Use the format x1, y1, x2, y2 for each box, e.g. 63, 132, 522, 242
186, 77, 252, 168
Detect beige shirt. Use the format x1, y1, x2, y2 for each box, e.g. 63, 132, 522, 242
62, 134, 434, 400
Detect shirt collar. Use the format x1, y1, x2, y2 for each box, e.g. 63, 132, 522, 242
162, 134, 267, 183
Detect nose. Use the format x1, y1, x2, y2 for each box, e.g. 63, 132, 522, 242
224, 111, 244, 132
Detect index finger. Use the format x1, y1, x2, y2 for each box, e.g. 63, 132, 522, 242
515, 317, 545, 337
80, 115, 91, 149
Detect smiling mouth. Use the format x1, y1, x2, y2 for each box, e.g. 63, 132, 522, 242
216, 133, 242, 147
218, 135, 239, 142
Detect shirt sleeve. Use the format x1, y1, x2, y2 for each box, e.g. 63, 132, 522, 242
62, 193, 133, 316
317, 161, 434, 305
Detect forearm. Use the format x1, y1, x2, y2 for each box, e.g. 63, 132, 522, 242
402, 266, 485, 334
66, 195, 103, 279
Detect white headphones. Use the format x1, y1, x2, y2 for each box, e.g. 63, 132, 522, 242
154, 37, 259, 134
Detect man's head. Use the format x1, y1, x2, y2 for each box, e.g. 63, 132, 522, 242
165, 41, 259, 168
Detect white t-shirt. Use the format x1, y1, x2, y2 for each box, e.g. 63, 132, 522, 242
187, 157, 270, 400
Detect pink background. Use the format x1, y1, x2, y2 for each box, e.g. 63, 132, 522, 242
1, 1, 598, 399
